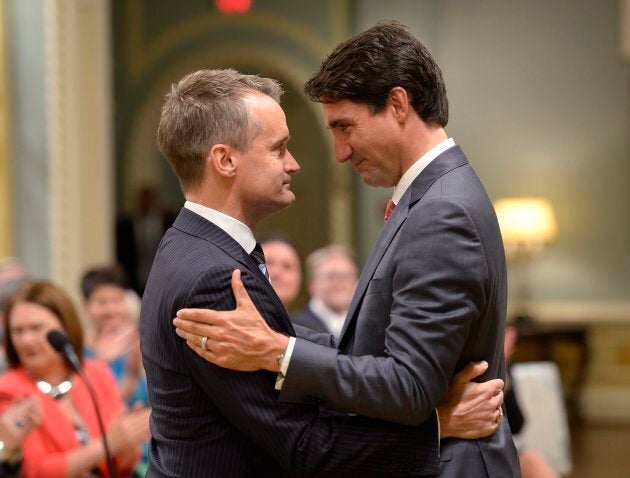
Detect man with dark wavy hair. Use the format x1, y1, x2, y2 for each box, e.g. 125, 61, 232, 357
175, 21, 520, 477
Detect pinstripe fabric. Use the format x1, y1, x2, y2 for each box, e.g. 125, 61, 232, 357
140, 208, 439, 477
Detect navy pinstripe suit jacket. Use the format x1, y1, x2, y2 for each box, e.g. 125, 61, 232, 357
140, 208, 439, 477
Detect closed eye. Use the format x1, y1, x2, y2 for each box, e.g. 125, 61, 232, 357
329, 122, 352, 135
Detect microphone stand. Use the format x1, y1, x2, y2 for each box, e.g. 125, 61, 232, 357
47, 331, 117, 478
65, 353, 118, 478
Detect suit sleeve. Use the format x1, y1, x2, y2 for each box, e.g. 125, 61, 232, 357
280, 199, 488, 426
293, 323, 336, 347
185, 266, 439, 477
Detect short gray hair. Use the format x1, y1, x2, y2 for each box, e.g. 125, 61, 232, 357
157, 69, 283, 191
306, 245, 356, 281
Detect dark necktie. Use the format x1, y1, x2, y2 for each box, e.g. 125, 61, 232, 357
250, 242, 270, 281
384, 199, 396, 222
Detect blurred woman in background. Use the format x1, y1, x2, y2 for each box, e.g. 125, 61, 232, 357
0, 281, 150, 478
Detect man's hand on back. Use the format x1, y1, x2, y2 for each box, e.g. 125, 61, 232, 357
174, 269, 288, 372
438, 361, 504, 439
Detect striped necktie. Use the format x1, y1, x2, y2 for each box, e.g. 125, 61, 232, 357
250, 242, 270, 281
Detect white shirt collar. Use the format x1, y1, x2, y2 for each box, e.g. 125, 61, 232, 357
392, 138, 456, 204
184, 200, 257, 254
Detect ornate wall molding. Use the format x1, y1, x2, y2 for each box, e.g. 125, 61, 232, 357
124, 1, 331, 81
45, 0, 113, 300
119, 4, 353, 247
0, 3, 11, 257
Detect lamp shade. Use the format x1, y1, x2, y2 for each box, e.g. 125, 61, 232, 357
493, 197, 558, 245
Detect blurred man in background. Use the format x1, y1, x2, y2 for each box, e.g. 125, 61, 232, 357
292, 245, 357, 339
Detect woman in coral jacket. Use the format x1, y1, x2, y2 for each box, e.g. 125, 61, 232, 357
0, 281, 150, 478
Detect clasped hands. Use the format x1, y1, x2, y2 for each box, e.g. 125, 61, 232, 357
0, 397, 42, 453
173, 270, 504, 439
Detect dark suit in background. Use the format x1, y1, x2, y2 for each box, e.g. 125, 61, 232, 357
291, 306, 329, 334
116, 187, 176, 295
140, 208, 440, 477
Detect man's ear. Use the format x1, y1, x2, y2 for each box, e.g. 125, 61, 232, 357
208, 144, 237, 178
388, 87, 410, 123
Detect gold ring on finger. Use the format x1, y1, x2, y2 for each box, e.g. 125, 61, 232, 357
201, 336, 208, 351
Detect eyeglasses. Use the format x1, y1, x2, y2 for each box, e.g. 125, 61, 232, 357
314, 272, 357, 282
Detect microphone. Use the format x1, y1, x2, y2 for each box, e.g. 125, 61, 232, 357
47, 330, 84, 373
47, 330, 118, 478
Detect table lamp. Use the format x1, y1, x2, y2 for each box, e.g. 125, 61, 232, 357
494, 197, 558, 319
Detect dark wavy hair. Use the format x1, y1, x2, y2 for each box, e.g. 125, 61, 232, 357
80, 265, 128, 300
304, 20, 448, 127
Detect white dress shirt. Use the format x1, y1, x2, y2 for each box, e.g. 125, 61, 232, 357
392, 137, 455, 205
184, 201, 257, 253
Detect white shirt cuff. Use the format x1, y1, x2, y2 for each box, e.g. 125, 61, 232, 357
435, 407, 441, 452
274, 336, 296, 390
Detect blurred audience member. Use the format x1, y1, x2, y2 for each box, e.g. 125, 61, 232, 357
0, 258, 31, 373
116, 186, 175, 295
292, 245, 358, 339
0, 397, 41, 477
260, 235, 302, 310
81, 266, 148, 408
504, 322, 558, 478
0, 281, 150, 477
0, 259, 29, 297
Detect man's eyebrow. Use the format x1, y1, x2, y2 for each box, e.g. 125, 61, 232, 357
271, 134, 290, 148
328, 118, 351, 129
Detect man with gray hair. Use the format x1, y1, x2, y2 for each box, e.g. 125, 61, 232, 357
292, 245, 358, 339
141, 68, 496, 477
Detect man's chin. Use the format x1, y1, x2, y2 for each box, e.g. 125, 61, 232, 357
267, 194, 296, 215
361, 174, 381, 187
361, 172, 393, 188
283, 191, 297, 205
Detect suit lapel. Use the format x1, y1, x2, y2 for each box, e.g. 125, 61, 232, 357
172, 208, 294, 333
338, 146, 469, 346
173, 208, 256, 274
338, 191, 410, 345
406, 145, 468, 206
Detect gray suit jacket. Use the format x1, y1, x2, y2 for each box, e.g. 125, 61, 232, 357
280, 146, 520, 477
141, 208, 440, 477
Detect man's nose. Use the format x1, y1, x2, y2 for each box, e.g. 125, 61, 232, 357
285, 150, 300, 174
333, 137, 352, 163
